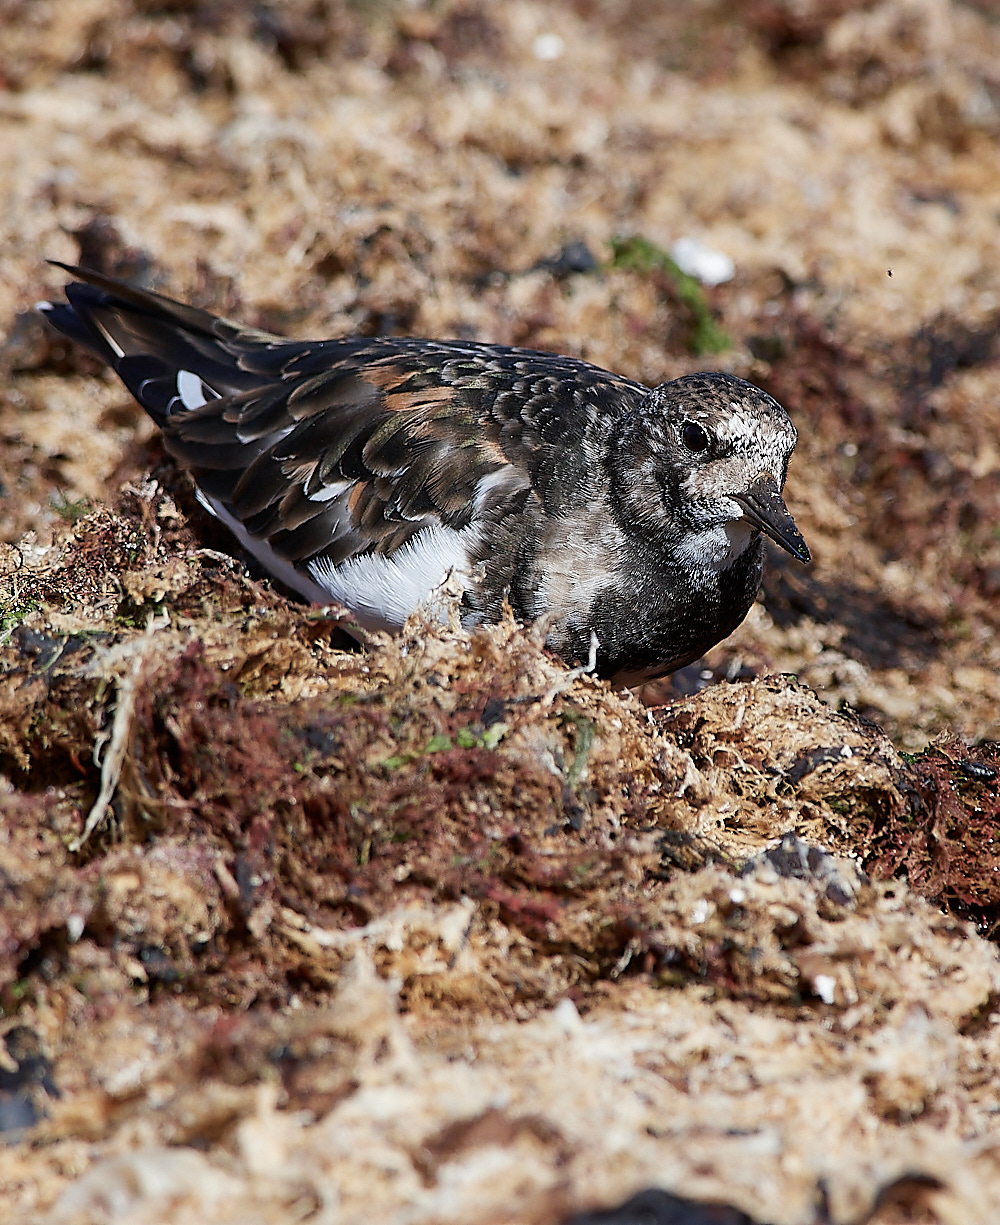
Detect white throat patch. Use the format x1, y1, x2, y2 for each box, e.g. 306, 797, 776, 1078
673, 517, 756, 573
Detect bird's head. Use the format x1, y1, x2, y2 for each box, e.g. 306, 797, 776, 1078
609, 372, 810, 569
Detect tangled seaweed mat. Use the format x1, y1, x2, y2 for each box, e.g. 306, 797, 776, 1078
4, 0, 1000, 1218
2, 487, 1000, 1224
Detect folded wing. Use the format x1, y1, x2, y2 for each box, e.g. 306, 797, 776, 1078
40, 263, 646, 626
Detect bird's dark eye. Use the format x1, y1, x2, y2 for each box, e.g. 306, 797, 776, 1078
682, 421, 710, 453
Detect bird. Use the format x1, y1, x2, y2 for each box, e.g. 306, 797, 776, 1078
38, 262, 810, 687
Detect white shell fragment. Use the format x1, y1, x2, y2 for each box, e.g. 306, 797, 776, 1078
670, 236, 736, 286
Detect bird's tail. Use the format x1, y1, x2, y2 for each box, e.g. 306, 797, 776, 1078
37, 262, 283, 426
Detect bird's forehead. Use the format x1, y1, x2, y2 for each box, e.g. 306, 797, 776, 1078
711, 400, 793, 450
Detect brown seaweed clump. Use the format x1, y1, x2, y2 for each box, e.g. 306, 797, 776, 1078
2, 489, 1000, 1222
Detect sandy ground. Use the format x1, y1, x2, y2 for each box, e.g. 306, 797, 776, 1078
2, 2, 1000, 1223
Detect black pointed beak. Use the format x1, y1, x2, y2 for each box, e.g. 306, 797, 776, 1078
733, 474, 811, 563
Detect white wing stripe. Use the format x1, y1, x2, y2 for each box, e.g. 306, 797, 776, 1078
177, 369, 208, 410
307, 479, 353, 503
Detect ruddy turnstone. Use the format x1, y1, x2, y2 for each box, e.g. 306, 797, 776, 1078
39, 263, 810, 685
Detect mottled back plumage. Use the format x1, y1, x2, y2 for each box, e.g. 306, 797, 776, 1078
39, 263, 809, 685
